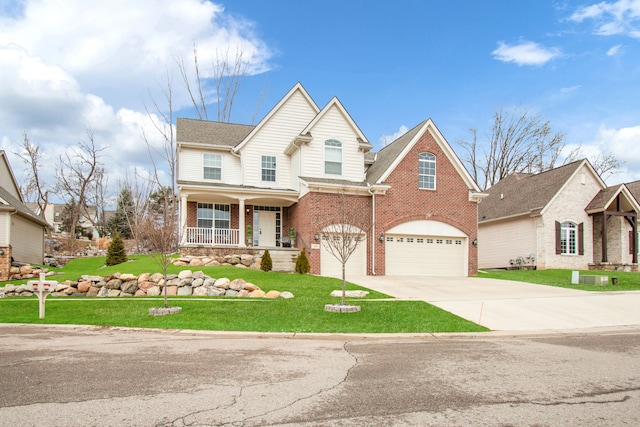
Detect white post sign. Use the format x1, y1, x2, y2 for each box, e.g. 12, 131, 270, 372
27, 273, 58, 319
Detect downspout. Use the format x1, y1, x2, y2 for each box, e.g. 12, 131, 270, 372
367, 184, 376, 275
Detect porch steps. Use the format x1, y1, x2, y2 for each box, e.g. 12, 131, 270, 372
268, 249, 299, 272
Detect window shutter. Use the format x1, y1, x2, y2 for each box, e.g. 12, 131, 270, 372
555, 221, 562, 254
578, 223, 584, 255
630, 230, 634, 255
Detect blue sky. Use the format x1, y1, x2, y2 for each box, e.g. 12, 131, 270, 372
1, 0, 640, 202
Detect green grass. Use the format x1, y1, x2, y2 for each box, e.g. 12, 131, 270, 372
479, 268, 640, 291
0, 255, 487, 333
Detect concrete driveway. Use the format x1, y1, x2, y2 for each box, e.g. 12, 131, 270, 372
350, 275, 640, 331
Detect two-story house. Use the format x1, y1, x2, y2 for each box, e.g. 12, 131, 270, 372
176, 83, 485, 276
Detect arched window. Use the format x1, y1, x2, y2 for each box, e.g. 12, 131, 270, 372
419, 152, 436, 190
561, 222, 577, 254
325, 139, 342, 175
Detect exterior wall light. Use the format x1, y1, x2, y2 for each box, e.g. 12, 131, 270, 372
472, 238, 478, 247
314, 234, 320, 241
379, 233, 385, 242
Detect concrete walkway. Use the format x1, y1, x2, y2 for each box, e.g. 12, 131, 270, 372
350, 275, 640, 331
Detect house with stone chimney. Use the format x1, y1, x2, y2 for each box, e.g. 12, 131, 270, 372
0, 151, 49, 280
176, 82, 485, 276
478, 159, 640, 271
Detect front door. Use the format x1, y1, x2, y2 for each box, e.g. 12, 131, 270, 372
258, 211, 276, 247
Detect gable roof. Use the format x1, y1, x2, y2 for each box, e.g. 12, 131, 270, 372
365, 119, 481, 193
299, 96, 372, 152
233, 82, 319, 153
478, 159, 602, 222
0, 186, 49, 228
176, 118, 254, 148
0, 151, 22, 201
626, 180, 640, 203
585, 183, 640, 214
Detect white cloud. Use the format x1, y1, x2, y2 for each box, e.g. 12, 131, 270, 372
0, 0, 272, 204
379, 125, 409, 146
560, 85, 581, 93
607, 44, 623, 55
570, 0, 640, 38
0, 0, 273, 111
492, 41, 561, 66
587, 124, 640, 183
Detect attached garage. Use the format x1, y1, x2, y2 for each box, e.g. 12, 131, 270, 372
385, 220, 468, 276
320, 233, 367, 277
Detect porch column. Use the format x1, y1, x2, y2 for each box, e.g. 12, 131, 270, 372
180, 195, 188, 245
238, 198, 246, 247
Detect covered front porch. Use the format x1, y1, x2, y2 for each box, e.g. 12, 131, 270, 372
178, 183, 299, 249
587, 184, 640, 270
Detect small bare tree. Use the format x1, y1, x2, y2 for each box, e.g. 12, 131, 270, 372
591, 151, 623, 181
459, 105, 566, 190
138, 186, 179, 309
13, 132, 55, 228
317, 188, 372, 306
56, 129, 106, 248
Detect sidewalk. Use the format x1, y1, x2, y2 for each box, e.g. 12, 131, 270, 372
351, 275, 640, 331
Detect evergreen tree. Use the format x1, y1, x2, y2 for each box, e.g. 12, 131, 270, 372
260, 249, 273, 272
106, 230, 128, 266
295, 248, 310, 274
107, 188, 134, 239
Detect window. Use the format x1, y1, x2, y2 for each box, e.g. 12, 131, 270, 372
197, 203, 213, 228
261, 155, 276, 182
407, 238, 414, 243
204, 153, 222, 180
561, 222, 577, 255
417, 238, 424, 243
325, 139, 342, 175
214, 204, 230, 229
419, 152, 436, 190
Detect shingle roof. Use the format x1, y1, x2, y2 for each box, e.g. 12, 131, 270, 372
176, 118, 255, 147
365, 120, 428, 185
0, 186, 49, 227
585, 185, 623, 212
299, 176, 369, 188
626, 180, 640, 204
478, 160, 585, 222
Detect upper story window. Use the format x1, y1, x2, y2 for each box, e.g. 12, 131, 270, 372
419, 152, 436, 190
261, 155, 277, 182
561, 221, 577, 255
203, 153, 222, 180
325, 139, 342, 175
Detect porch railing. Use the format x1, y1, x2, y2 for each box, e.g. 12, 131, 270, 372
185, 227, 240, 246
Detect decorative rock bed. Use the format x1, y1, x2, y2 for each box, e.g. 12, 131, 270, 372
0, 270, 294, 299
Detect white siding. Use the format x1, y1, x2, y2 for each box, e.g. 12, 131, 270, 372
11, 215, 44, 264
0, 213, 9, 246
290, 148, 301, 190
179, 148, 242, 185
301, 106, 365, 182
0, 156, 20, 199
242, 90, 318, 189
478, 218, 536, 269
540, 165, 599, 270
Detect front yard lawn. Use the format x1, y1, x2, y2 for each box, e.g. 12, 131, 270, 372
479, 268, 640, 291
0, 255, 488, 334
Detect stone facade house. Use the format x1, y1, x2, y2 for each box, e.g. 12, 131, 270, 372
478, 159, 639, 271
0, 151, 49, 280
177, 83, 485, 276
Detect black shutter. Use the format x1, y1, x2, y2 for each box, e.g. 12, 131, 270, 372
630, 230, 634, 255
555, 221, 562, 254
578, 223, 584, 255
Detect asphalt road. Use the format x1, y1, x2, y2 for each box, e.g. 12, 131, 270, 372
2, 324, 640, 426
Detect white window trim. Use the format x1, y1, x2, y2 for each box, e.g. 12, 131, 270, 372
561, 221, 578, 255
203, 153, 222, 181
418, 152, 436, 190
324, 139, 343, 176
261, 155, 277, 182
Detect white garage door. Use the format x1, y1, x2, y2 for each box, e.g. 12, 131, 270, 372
386, 235, 466, 276
320, 234, 367, 277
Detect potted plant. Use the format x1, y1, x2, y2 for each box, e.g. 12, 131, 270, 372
289, 227, 296, 246
246, 225, 253, 246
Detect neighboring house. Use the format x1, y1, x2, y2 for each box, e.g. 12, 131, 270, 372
0, 151, 49, 280
478, 159, 640, 271
27, 203, 112, 240
177, 82, 485, 276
